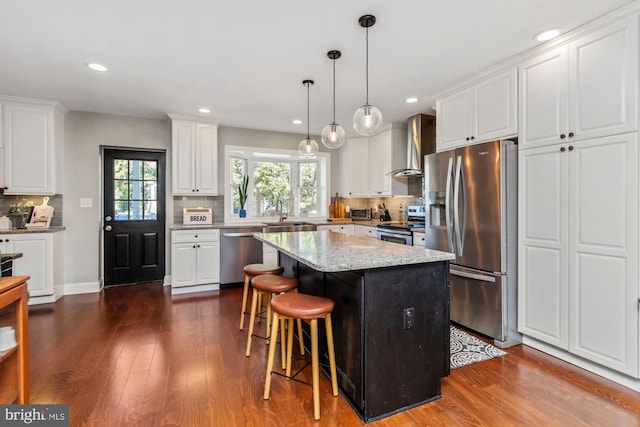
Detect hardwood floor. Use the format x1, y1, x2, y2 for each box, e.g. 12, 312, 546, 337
27, 283, 640, 426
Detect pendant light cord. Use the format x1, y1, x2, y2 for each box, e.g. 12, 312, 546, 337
365, 26, 369, 105
306, 82, 310, 139
332, 58, 336, 123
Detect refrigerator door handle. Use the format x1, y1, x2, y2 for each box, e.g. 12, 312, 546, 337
450, 268, 497, 283
453, 155, 463, 256
445, 156, 455, 253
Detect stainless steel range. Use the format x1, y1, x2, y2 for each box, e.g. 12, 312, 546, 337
376, 205, 425, 245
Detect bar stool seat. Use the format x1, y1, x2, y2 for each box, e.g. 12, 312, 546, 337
239, 264, 283, 330
264, 293, 338, 421
245, 275, 304, 366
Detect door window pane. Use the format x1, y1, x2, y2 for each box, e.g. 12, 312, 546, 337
115, 201, 129, 220
114, 160, 128, 179
112, 159, 158, 220
130, 201, 143, 220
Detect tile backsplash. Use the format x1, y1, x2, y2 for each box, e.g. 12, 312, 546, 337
0, 194, 63, 227
173, 195, 225, 224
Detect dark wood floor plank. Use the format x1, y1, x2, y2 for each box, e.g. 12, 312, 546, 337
26, 283, 640, 426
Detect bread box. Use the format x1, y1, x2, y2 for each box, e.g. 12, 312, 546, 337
183, 208, 212, 226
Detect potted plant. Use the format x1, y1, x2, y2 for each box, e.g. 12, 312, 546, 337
8, 199, 34, 229
238, 174, 249, 218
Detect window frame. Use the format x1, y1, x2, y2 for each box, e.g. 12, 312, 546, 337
224, 145, 330, 222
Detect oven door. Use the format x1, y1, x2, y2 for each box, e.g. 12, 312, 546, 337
377, 230, 412, 245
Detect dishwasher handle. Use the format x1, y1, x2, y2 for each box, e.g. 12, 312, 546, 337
222, 232, 258, 238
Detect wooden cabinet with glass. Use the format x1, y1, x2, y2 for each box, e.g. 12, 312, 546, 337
0, 276, 30, 404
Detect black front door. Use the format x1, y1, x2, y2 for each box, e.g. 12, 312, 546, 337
103, 149, 166, 285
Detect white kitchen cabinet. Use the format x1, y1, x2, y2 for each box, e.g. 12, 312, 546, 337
171, 229, 220, 293
340, 137, 368, 197
0, 232, 63, 304
0, 98, 66, 195
317, 224, 354, 235
518, 133, 639, 376
412, 232, 425, 247
436, 67, 517, 151
368, 124, 408, 196
169, 116, 218, 195
519, 17, 638, 150
355, 225, 377, 239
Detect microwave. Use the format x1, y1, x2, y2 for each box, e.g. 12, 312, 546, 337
351, 208, 372, 220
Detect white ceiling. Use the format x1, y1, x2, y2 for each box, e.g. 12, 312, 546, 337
0, 0, 633, 137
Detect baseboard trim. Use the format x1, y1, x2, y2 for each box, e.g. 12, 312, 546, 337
164, 275, 171, 286
522, 335, 640, 392
64, 281, 102, 295
28, 294, 59, 305
171, 283, 220, 295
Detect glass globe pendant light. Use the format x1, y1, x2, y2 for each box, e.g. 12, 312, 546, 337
298, 79, 319, 157
353, 14, 382, 136
321, 50, 346, 149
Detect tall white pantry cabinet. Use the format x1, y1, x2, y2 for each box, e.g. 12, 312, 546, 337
518, 15, 640, 378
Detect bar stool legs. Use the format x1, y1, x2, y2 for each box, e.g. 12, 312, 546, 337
239, 264, 284, 330
239, 272, 251, 330
264, 292, 338, 421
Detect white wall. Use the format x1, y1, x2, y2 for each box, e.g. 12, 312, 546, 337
63, 111, 171, 292
63, 112, 341, 292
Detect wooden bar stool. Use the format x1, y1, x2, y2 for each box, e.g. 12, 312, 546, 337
264, 293, 338, 421
245, 275, 305, 367
239, 264, 283, 330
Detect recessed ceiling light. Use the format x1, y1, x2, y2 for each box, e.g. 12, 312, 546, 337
293, 119, 302, 125
87, 63, 108, 72
534, 28, 561, 42
198, 108, 211, 113
405, 97, 418, 104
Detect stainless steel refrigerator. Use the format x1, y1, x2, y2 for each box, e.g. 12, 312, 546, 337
424, 140, 520, 347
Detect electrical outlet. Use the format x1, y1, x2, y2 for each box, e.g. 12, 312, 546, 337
403, 307, 415, 330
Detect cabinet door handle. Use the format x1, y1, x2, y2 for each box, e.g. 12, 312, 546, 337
193, 245, 196, 248
560, 134, 566, 139
466, 137, 470, 141
568, 145, 574, 151
197, 244, 200, 248
569, 132, 575, 138
470, 136, 475, 140
196, 189, 200, 192
560, 147, 566, 152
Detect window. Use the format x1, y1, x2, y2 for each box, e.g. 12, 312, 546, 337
224, 146, 329, 221
113, 159, 158, 220
299, 162, 318, 214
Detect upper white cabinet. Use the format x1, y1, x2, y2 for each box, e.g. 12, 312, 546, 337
340, 137, 369, 197
518, 133, 639, 376
367, 124, 408, 197
169, 115, 218, 195
436, 67, 517, 151
1, 97, 66, 195
340, 124, 408, 197
519, 17, 638, 150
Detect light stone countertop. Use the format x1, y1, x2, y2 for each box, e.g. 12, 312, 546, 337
170, 220, 384, 231
255, 230, 455, 273
0, 226, 65, 234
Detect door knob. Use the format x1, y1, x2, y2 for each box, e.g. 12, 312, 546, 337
105, 215, 112, 221
105, 225, 112, 231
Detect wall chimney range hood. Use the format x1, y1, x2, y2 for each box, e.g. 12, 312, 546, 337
390, 113, 436, 177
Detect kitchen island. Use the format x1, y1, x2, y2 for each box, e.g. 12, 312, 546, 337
254, 230, 455, 423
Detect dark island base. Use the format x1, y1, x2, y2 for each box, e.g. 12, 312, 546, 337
279, 252, 450, 423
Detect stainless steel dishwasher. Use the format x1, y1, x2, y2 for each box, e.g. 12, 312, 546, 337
220, 226, 264, 284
